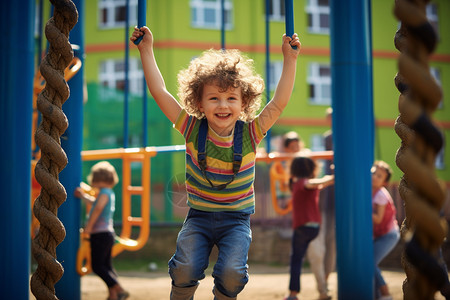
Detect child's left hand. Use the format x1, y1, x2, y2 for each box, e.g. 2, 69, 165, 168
282, 33, 301, 59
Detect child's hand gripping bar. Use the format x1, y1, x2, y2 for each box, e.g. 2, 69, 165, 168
133, 0, 146, 45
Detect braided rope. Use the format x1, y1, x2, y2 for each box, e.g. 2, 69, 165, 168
30, 1, 78, 299
393, 0, 449, 299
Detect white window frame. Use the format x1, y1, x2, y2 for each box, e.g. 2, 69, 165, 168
190, 0, 233, 30
426, 3, 439, 38
310, 134, 325, 152
308, 63, 331, 105
268, 61, 283, 92
430, 67, 443, 109
305, 0, 330, 34
435, 144, 445, 170
99, 58, 143, 97
98, 0, 138, 29
268, 0, 285, 22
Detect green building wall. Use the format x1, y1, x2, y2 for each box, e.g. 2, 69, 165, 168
78, 0, 449, 185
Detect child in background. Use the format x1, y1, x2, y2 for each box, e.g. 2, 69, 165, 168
371, 160, 399, 300
282, 131, 311, 155
74, 161, 129, 300
306, 107, 335, 300
131, 25, 300, 300
284, 157, 334, 300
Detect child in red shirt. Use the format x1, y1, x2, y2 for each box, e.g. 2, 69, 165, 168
284, 157, 334, 300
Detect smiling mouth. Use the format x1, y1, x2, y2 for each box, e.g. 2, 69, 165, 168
215, 113, 231, 118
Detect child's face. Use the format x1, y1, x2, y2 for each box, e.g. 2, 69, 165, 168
371, 166, 388, 190
285, 140, 300, 153
199, 84, 244, 136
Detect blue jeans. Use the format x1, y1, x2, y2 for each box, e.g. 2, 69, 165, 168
374, 227, 400, 293
289, 225, 320, 292
169, 208, 252, 300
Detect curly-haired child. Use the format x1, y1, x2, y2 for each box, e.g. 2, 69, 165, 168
131, 26, 301, 300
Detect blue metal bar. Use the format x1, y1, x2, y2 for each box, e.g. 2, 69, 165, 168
264, 0, 271, 153
0, 0, 34, 298
221, 0, 225, 49
55, 0, 84, 298
137, 0, 148, 147
32, 0, 44, 159
285, 0, 294, 37
124, 0, 130, 148
330, 0, 374, 298
284, 0, 297, 49
143, 81, 148, 146
134, 0, 146, 45
37, 0, 44, 65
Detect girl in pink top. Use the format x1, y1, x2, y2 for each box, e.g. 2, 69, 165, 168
372, 160, 400, 300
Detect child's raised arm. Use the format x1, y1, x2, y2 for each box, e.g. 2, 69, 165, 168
131, 26, 182, 124
305, 174, 334, 190
259, 33, 301, 133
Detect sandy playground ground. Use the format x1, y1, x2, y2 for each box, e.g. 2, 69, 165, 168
77, 265, 446, 300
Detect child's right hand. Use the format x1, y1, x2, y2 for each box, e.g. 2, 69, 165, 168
130, 26, 153, 50
282, 33, 301, 61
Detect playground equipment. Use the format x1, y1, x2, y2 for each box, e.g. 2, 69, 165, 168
30, 0, 78, 299
266, 151, 333, 215
6, 0, 445, 298
31, 57, 156, 275
75, 147, 156, 275
393, 0, 450, 298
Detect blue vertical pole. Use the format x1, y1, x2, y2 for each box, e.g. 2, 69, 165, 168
285, 0, 294, 38
0, 1, 34, 298
221, 0, 225, 49
124, 0, 130, 148
37, 0, 44, 65
137, 0, 148, 147
264, 0, 271, 153
56, 0, 84, 299
285, 0, 297, 50
330, 0, 374, 299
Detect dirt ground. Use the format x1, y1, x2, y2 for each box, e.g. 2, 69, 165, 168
79, 265, 446, 300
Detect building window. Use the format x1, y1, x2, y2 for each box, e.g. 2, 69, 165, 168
430, 67, 443, 109
306, 0, 330, 34
268, 0, 285, 21
190, 0, 233, 30
268, 61, 283, 92
99, 0, 137, 29
426, 3, 439, 38
435, 144, 445, 170
308, 63, 331, 105
310, 134, 325, 152
99, 58, 143, 96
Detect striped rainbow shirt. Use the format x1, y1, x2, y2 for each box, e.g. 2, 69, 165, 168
174, 109, 265, 213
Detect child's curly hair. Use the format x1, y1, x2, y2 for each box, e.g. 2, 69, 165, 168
177, 49, 265, 122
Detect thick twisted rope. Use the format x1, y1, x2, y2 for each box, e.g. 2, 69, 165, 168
30, 0, 78, 299
393, 0, 449, 299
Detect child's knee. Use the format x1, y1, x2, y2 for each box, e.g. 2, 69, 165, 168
214, 266, 248, 297
169, 258, 205, 287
